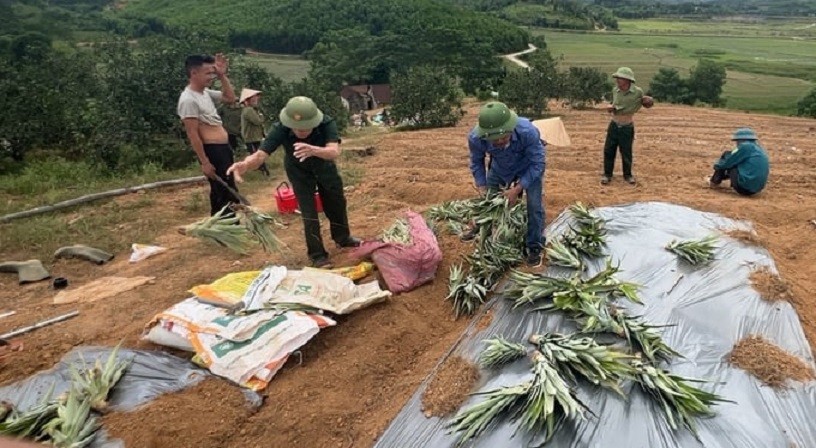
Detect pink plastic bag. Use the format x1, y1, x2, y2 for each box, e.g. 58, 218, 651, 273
350, 211, 442, 294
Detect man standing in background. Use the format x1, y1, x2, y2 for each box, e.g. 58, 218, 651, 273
601, 67, 653, 186
177, 53, 239, 215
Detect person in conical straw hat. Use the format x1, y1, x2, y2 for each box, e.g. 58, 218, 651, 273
227, 96, 361, 268
462, 101, 547, 267
239, 88, 269, 176
709, 127, 769, 196
600, 67, 654, 186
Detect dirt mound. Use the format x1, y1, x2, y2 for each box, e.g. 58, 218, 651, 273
724, 229, 764, 247
728, 335, 814, 388
750, 266, 794, 302
421, 356, 481, 418
102, 379, 253, 448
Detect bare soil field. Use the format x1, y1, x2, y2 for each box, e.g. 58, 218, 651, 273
1, 102, 814, 447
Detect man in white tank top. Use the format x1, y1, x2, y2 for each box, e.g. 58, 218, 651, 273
177, 53, 239, 216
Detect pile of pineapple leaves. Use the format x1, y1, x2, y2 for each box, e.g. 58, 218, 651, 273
180, 204, 286, 255
0, 346, 129, 447
427, 193, 528, 318
428, 202, 729, 446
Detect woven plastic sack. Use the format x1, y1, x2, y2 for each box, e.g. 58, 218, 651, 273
351, 211, 442, 293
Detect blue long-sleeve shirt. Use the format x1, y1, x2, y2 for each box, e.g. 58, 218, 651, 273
714, 140, 769, 194
468, 118, 546, 190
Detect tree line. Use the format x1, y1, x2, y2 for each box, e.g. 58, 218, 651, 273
124, 0, 531, 55
445, 0, 619, 30
591, 0, 816, 19
0, 32, 346, 174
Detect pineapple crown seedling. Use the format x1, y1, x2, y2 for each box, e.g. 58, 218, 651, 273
380, 218, 412, 245
0, 390, 58, 439
435, 193, 527, 317
447, 264, 489, 318
450, 332, 726, 446
69, 344, 130, 413
181, 206, 254, 254
447, 382, 531, 446
41, 389, 99, 448
558, 202, 609, 260
574, 303, 681, 364
666, 235, 718, 266
426, 199, 478, 224
631, 358, 731, 437
506, 259, 641, 310
519, 351, 589, 439
529, 333, 635, 396
479, 336, 528, 368
546, 238, 584, 270
232, 204, 287, 253
182, 205, 287, 254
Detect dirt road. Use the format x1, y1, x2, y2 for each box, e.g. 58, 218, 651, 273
503, 43, 537, 69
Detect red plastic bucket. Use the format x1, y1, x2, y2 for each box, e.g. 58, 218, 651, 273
314, 191, 324, 213
275, 182, 298, 214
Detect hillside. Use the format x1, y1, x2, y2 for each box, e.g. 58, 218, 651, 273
0, 0, 111, 42
122, 0, 530, 54
2, 102, 815, 446
591, 0, 816, 17
444, 0, 619, 30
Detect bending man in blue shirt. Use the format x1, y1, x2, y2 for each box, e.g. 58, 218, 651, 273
710, 127, 770, 196
464, 102, 547, 267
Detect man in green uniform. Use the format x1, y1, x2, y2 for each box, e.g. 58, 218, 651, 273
709, 127, 770, 196
227, 96, 360, 268
601, 67, 653, 185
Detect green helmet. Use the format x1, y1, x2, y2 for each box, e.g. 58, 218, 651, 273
731, 127, 758, 141
612, 67, 636, 83
474, 102, 518, 141
279, 96, 324, 130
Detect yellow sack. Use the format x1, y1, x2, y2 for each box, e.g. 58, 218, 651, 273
188, 263, 374, 307
189, 271, 261, 305
305, 261, 375, 281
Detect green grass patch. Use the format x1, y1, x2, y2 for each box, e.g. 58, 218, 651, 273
618, 18, 816, 38
245, 52, 310, 83
538, 29, 815, 115
0, 158, 202, 216
0, 190, 171, 260
0, 159, 273, 260
693, 49, 727, 57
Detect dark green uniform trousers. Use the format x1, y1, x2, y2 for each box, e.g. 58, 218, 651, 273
284, 158, 352, 262
603, 121, 635, 178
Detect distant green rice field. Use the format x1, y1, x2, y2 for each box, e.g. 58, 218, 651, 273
537, 29, 815, 115
245, 52, 310, 83
618, 18, 816, 38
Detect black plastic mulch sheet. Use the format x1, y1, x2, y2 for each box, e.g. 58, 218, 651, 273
0, 347, 210, 447
0, 347, 207, 413
375, 202, 816, 448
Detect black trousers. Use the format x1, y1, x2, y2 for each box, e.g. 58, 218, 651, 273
285, 158, 352, 261
227, 133, 242, 153
246, 142, 270, 175
603, 121, 635, 177
203, 144, 239, 215
711, 151, 753, 196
